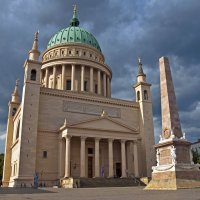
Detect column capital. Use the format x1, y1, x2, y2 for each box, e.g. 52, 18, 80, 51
80, 136, 87, 140
132, 140, 138, 144
108, 138, 114, 143
95, 137, 101, 142
65, 135, 71, 140
121, 139, 126, 143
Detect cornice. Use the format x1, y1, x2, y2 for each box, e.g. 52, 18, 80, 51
40, 87, 139, 109
133, 82, 151, 88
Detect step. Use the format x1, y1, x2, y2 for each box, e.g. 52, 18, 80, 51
79, 178, 142, 188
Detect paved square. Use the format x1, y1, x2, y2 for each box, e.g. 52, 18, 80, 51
1, 187, 200, 200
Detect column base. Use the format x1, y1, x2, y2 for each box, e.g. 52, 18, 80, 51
60, 177, 80, 188
8, 175, 34, 187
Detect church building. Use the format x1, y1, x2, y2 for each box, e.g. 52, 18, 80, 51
3, 6, 155, 187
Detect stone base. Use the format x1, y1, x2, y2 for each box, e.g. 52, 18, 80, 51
145, 169, 200, 190
60, 177, 80, 188
8, 176, 34, 187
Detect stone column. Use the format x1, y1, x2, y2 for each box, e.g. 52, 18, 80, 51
90, 67, 94, 93
121, 139, 127, 178
107, 77, 111, 97
80, 136, 86, 177
58, 139, 63, 178
108, 139, 114, 178
61, 65, 66, 90
45, 68, 49, 87
97, 70, 101, 95
94, 138, 100, 177
52, 66, 57, 89
81, 65, 85, 92
64, 136, 71, 178
71, 64, 75, 91
103, 73, 106, 97
133, 141, 139, 177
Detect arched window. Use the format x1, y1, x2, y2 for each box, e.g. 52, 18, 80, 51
144, 90, 148, 100
12, 108, 17, 116
30, 69, 37, 81
137, 91, 140, 101
16, 120, 20, 139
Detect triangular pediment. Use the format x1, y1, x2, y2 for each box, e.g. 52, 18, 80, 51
69, 117, 138, 133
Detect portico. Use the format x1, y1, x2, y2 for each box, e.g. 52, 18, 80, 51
58, 114, 140, 179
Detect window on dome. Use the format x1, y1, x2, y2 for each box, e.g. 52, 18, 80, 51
95, 84, 98, 94
66, 80, 71, 90
70, 37, 73, 40
63, 37, 66, 40
83, 39, 86, 42
84, 81, 87, 91
77, 37, 79, 40
30, 69, 37, 81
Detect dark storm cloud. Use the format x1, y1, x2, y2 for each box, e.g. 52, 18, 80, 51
0, 0, 200, 152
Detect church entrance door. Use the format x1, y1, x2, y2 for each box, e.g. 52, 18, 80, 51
116, 162, 121, 177
88, 157, 93, 178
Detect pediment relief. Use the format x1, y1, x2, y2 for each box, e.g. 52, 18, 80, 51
67, 116, 138, 134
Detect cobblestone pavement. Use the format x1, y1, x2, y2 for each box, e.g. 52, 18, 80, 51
0, 187, 200, 200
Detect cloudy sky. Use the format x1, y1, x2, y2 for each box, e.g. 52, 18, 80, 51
0, 0, 200, 153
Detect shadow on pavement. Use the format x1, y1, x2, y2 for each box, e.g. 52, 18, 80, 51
0, 188, 56, 194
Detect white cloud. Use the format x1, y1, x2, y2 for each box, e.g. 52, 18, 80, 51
0, 134, 6, 140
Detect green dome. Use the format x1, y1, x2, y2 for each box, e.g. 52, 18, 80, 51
47, 5, 101, 52
47, 26, 101, 52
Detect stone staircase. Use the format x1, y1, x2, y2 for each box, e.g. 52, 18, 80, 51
79, 178, 143, 188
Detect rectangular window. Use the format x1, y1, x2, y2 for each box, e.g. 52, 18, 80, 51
84, 81, 87, 91
43, 151, 47, 158
66, 80, 71, 90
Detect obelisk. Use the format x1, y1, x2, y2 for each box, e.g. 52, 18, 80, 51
146, 56, 200, 190
160, 57, 182, 138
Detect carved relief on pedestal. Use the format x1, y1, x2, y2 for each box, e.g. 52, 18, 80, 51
162, 128, 171, 139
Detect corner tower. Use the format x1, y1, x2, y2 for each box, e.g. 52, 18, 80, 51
2, 81, 20, 186
134, 58, 155, 177
9, 32, 42, 186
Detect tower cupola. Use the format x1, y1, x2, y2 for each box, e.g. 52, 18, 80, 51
29, 31, 40, 61
137, 58, 146, 83
11, 80, 20, 103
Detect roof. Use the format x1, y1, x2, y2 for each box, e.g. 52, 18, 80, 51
47, 5, 101, 52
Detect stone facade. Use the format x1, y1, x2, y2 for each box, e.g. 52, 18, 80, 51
2, 9, 155, 187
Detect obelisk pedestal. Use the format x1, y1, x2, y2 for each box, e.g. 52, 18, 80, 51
146, 57, 200, 190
